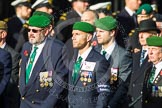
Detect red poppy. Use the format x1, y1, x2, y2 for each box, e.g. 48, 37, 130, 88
92, 41, 97, 46
24, 50, 28, 57
160, 70, 162, 76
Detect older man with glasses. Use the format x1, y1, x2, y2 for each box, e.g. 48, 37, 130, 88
19, 14, 69, 108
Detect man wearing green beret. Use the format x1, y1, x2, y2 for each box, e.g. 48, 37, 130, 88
95, 16, 132, 108
128, 3, 154, 53
142, 36, 162, 108
128, 19, 161, 108
136, 4, 153, 24
19, 15, 69, 108
68, 21, 110, 108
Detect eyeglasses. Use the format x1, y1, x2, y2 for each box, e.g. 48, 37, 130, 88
27, 28, 43, 33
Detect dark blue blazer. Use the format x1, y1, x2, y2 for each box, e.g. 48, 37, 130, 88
116, 8, 137, 48
19, 38, 69, 108
0, 48, 12, 95
68, 48, 111, 108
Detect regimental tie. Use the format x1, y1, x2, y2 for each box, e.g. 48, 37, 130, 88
102, 50, 107, 57
26, 46, 38, 84
149, 66, 156, 84
140, 50, 146, 66
72, 56, 83, 84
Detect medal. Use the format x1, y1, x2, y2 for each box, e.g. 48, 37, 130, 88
84, 78, 87, 81
83, 82, 87, 86
113, 75, 117, 81
49, 82, 53, 87
47, 77, 52, 82
40, 83, 44, 88
88, 78, 91, 82
44, 82, 49, 87
80, 77, 84, 81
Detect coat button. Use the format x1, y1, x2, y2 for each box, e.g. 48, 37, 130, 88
32, 101, 35, 104
21, 97, 25, 100
133, 84, 135, 87
36, 89, 39, 92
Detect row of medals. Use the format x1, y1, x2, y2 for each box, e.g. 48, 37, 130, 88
40, 77, 53, 88
80, 72, 92, 86
152, 85, 162, 97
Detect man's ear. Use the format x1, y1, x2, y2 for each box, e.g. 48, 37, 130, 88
44, 28, 50, 37
87, 33, 93, 42
110, 30, 115, 37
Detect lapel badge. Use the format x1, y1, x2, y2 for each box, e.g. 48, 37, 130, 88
24, 50, 29, 57
160, 70, 162, 76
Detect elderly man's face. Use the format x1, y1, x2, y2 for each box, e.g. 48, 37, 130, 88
28, 26, 48, 45
148, 46, 162, 64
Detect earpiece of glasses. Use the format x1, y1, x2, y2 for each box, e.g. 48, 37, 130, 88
27, 28, 43, 33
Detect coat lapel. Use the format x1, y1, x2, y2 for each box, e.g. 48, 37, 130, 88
19, 43, 32, 95
109, 44, 119, 68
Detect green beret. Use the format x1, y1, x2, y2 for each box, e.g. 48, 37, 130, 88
28, 15, 50, 28
147, 36, 162, 46
73, 22, 95, 33
95, 16, 117, 31
33, 11, 54, 21
136, 4, 153, 15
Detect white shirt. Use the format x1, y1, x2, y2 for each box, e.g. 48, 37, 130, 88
153, 61, 162, 81
125, 7, 135, 16
101, 41, 116, 60
141, 47, 148, 59
0, 42, 6, 49
18, 17, 26, 24
26, 39, 46, 77
78, 46, 92, 67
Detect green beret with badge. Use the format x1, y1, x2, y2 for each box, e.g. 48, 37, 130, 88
28, 15, 51, 28
136, 4, 153, 15
73, 22, 95, 33
146, 36, 162, 46
95, 16, 117, 31
33, 11, 54, 26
